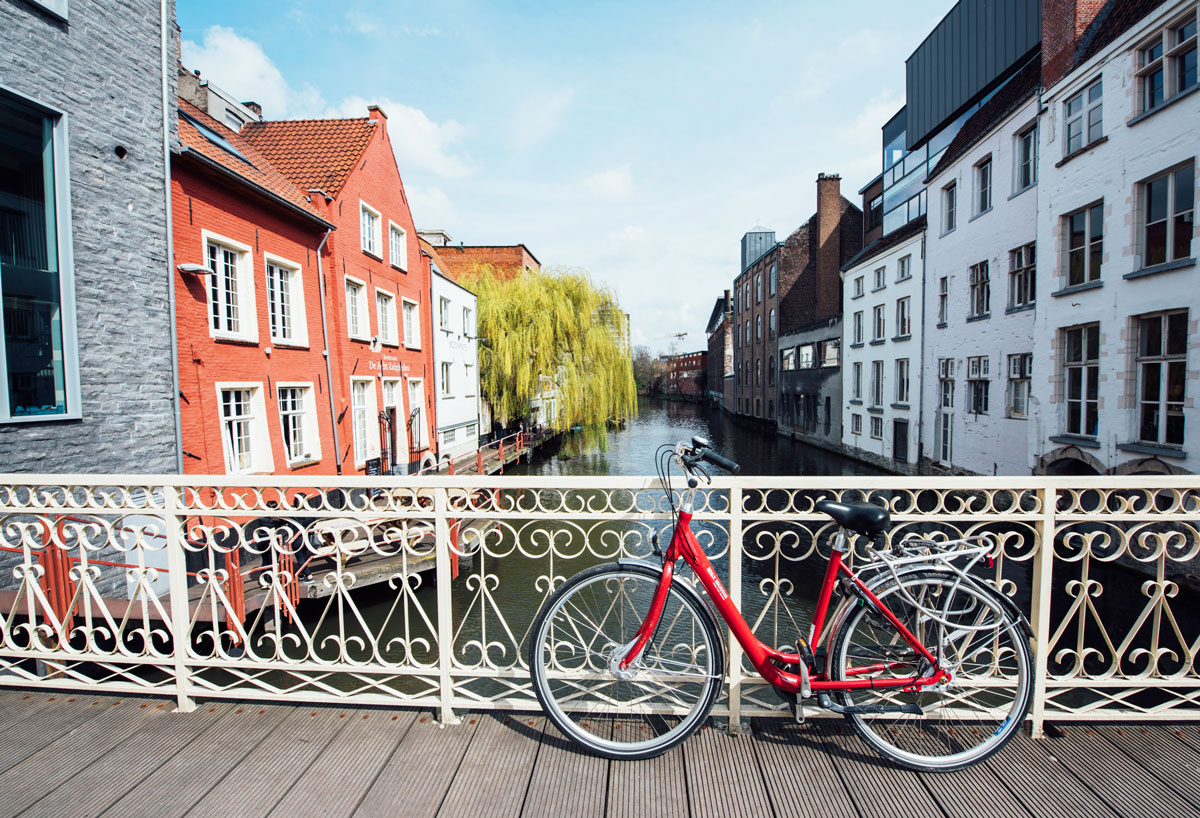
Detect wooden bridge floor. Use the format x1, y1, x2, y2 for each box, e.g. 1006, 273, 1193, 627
0, 688, 1198, 818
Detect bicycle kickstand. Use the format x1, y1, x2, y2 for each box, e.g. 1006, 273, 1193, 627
793, 637, 814, 724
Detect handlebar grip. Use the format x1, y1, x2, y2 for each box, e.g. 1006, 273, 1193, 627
700, 447, 740, 474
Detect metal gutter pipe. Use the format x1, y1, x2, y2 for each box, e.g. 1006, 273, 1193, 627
161, 0, 183, 474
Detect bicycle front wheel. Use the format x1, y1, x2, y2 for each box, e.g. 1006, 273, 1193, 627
829, 571, 1033, 772
528, 563, 724, 759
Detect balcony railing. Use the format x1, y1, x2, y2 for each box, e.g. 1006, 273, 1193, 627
0, 474, 1197, 735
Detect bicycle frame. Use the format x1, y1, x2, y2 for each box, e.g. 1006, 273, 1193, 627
619, 499, 950, 697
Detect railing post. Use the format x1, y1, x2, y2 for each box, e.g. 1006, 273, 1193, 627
165, 484, 195, 713
433, 485, 460, 724
727, 484, 744, 734
1028, 483, 1055, 737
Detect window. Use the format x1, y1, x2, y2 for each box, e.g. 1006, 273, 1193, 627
896, 255, 911, 281
938, 277, 948, 325
218, 385, 269, 473
463, 306, 474, 336
756, 315, 762, 341
798, 344, 814, 368
441, 361, 452, 396
0, 92, 80, 421
1066, 203, 1104, 285
873, 267, 885, 290
345, 277, 368, 339
943, 182, 957, 233
820, 339, 840, 367
1137, 311, 1187, 445
852, 361, 862, 400
769, 263, 777, 295
350, 378, 379, 465
207, 238, 254, 339
782, 347, 796, 370
402, 298, 420, 348
744, 282, 750, 308
376, 290, 397, 344
464, 363, 475, 396
938, 358, 954, 463
1138, 15, 1197, 114
266, 259, 306, 345
769, 308, 776, 338
851, 413, 863, 435
389, 222, 407, 270
278, 385, 318, 463
755, 359, 761, 385
870, 415, 883, 439
744, 320, 750, 345
439, 296, 451, 330
1009, 243, 1036, 308
969, 261, 990, 317
360, 202, 381, 257
895, 358, 910, 404
870, 360, 884, 408
1064, 323, 1100, 437
853, 276, 864, 297
768, 357, 776, 386
1141, 163, 1195, 267
867, 196, 883, 230
872, 305, 885, 340
1065, 79, 1103, 154
852, 311, 863, 344
939, 358, 955, 409
967, 355, 990, 414
975, 156, 992, 214
1015, 125, 1037, 192
755, 274, 761, 302
896, 297, 911, 337
1008, 354, 1032, 418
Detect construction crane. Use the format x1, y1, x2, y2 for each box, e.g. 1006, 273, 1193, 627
655, 332, 688, 356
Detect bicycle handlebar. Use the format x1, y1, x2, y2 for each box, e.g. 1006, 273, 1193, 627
692, 446, 740, 474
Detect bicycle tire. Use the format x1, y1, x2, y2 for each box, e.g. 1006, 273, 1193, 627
828, 570, 1033, 772
528, 562, 724, 759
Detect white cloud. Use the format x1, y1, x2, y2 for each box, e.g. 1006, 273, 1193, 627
182, 26, 326, 119
326, 96, 475, 179
834, 87, 903, 182
584, 164, 633, 198
345, 10, 379, 35
607, 225, 646, 243
509, 88, 575, 151
406, 185, 457, 231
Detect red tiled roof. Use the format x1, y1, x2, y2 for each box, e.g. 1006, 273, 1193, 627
240, 116, 378, 198
177, 99, 327, 223
421, 238, 477, 293
926, 56, 1041, 183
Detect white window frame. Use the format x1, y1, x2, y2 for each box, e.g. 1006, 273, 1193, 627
388, 220, 408, 271
1064, 78, 1103, 155
1136, 11, 1198, 114
344, 275, 369, 340
851, 413, 862, 435
350, 376, 380, 467
896, 255, 911, 282
969, 261, 990, 317
853, 276, 864, 297
1136, 310, 1187, 446
439, 296, 452, 331
1009, 243, 1036, 308
1064, 323, 1100, 438
966, 355, 990, 415
464, 362, 476, 397
276, 382, 321, 464
938, 276, 948, 325
974, 156, 992, 215
1007, 354, 1032, 419
870, 360, 884, 408
375, 288, 398, 346
441, 361, 453, 397
1065, 202, 1104, 286
873, 267, 885, 291
872, 304, 885, 341
204, 231, 258, 343
896, 297, 911, 337
1139, 163, 1195, 269
215, 382, 272, 474
852, 361, 862, 400
264, 254, 307, 348
942, 182, 957, 234
463, 306, 474, 337
853, 311, 863, 344
402, 298, 421, 349
407, 377, 427, 450
360, 201, 382, 258
870, 415, 883, 440
895, 358, 910, 404
0, 88, 81, 423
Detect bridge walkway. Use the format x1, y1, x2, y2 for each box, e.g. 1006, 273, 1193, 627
0, 688, 1197, 818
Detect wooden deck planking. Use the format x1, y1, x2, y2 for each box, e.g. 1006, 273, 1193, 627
1093, 724, 1200, 810
685, 724, 774, 818
0, 693, 115, 775
353, 713, 472, 818
814, 720, 945, 818
102, 704, 291, 818
520, 721, 609, 818
605, 736, 688, 818
0, 697, 170, 818
1041, 724, 1200, 818
987, 731, 1121, 818
183, 706, 348, 818
18, 702, 230, 818
749, 720, 861, 818
435, 714, 545, 818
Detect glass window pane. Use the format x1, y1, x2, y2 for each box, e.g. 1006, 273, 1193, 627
1167, 311, 1189, 355
1146, 69, 1165, 108
1140, 315, 1163, 356
1175, 164, 1195, 212
0, 96, 67, 417
1179, 47, 1198, 91
1067, 94, 1082, 116
1089, 204, 1104, 239
1086, 326, 1099, 360
1067, 328, 1082, 362
1178, 20, 1197, 42
1089, 80, 1103, 102
1146, 221, 1169, 266
1141, 362, 1161, 401
1147, 175, 1170, 222
1068, 366, 1082, 399
1087, 105, 1103, 141
1069, 212, 1086, 249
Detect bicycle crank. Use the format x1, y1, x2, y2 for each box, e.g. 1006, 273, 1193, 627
817, 693, 924, 717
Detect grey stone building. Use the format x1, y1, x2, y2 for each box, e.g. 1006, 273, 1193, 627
0, 0, 180, 473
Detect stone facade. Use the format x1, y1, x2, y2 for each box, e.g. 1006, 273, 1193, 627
705, 291, 732, 408
0, 0, 180, 473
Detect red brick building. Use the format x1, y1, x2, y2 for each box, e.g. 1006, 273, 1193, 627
430, 242, 542, 280
665, 351, 708, 398
242, 106, 436, 474
172, 99, 338, 476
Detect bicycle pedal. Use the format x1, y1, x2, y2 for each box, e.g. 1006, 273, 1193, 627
795, 636, 814, 667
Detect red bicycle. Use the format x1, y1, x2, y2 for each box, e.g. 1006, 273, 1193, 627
529, 437, 1033, 771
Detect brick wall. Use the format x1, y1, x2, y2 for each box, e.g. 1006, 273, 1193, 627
0, 0, 179, 473
1043, 0, 1108, 88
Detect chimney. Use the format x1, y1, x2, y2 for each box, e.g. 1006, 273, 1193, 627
176, 65, 207, 112
242, 101, 263, 119
368, 105, 388, 120
1042, 0, 1107, 89
815, 173, 842, 320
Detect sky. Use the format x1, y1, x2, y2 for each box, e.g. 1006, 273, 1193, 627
178, 0, 955, 355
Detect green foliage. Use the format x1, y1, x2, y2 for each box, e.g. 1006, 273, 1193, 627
462, 264, 637, 433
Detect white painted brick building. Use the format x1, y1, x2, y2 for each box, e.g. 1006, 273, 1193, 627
1033, 0, 1199, 475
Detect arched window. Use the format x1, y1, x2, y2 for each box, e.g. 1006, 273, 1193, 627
768, 357, 776, 386
769, 309, 776, 337
769, 263, 777, 295
756, 315, 762, 341
756, 358, 762, 385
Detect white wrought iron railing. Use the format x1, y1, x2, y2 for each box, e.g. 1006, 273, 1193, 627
0, 475, 1197, 735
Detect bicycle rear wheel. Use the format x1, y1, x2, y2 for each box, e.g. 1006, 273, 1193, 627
528, 562, 724, 759
828, 571, 1032, 772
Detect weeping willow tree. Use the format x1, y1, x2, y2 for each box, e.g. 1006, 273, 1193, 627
461, 264, 637, 436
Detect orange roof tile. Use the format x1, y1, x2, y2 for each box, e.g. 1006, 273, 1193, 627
239, 116, 378, 198
177, 99, 328, 223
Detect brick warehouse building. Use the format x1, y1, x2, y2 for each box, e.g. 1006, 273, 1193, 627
171, 98, 337, 476
242, 107, 436, 474
666, 351, 708, 398
706, 290, 732, 409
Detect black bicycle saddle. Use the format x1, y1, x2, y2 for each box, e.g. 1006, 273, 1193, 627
815, 499, 890, 537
